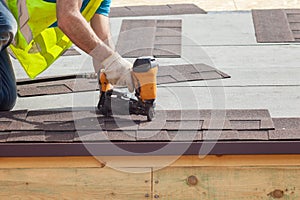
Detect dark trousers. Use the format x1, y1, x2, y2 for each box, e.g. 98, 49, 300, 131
0, 0, 17, 111
0, 49, 16, 110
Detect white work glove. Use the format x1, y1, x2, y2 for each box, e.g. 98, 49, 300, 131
101, 53, 134, 92
90, 43, 134, 92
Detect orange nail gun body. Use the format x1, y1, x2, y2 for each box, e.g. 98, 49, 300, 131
97, 57, 158, 121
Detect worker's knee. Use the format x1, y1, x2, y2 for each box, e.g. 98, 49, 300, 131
0, 89, 17, 111
0, 49, 17, 111
0, 0, 17, 51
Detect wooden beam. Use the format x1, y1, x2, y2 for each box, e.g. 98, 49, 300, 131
0, 168, 151, 199
0, 155, 300, 199
153, 166, 299, 199
96, 155, 300, 168
0, 156, 104, 168
1, 155, 300, 169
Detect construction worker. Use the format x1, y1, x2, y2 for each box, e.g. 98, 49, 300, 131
0, 0, 133, 111
0, 0, 17, 111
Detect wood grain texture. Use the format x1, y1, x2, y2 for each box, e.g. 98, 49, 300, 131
2, 155, 300, 169
0, 167, 151, 199
95, 155, 300, 169
153, 166, 300, 200
1, 156, 300, 199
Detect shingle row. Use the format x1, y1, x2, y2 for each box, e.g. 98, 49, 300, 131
0, 109, 280, 142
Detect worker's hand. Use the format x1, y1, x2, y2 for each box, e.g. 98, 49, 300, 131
101, 52, 134, 92
89, 43, 134, 92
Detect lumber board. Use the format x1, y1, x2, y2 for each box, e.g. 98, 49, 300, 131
0, 157, 103, 168
97, 155, 300, 168
2, 155, 300, 169
0, 167, 151, 199
0, 156, 300, 199
153, 166, 300, 199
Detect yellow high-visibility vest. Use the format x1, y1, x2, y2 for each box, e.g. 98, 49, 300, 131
7, 0, 103, 79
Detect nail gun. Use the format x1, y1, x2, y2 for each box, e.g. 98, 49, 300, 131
97, 57, 158, 121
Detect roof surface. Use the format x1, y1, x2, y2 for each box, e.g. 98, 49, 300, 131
3, 4, 300, 156
0, 108, 299, 156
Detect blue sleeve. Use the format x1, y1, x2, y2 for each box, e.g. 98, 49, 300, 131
95, 0, 111, 16
47, 0, 111, 27
43, 0, 111, 16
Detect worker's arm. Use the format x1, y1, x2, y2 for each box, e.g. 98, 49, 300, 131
56, 0, 133, 91
91, 13, 115, 50
56, 0, 112, 57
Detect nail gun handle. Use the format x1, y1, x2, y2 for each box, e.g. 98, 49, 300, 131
99, 72, 113, 92
98, 72, 113, 116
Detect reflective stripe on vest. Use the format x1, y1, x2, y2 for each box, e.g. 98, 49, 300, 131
17, 0, 32, 44
7, 0, 103, 79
